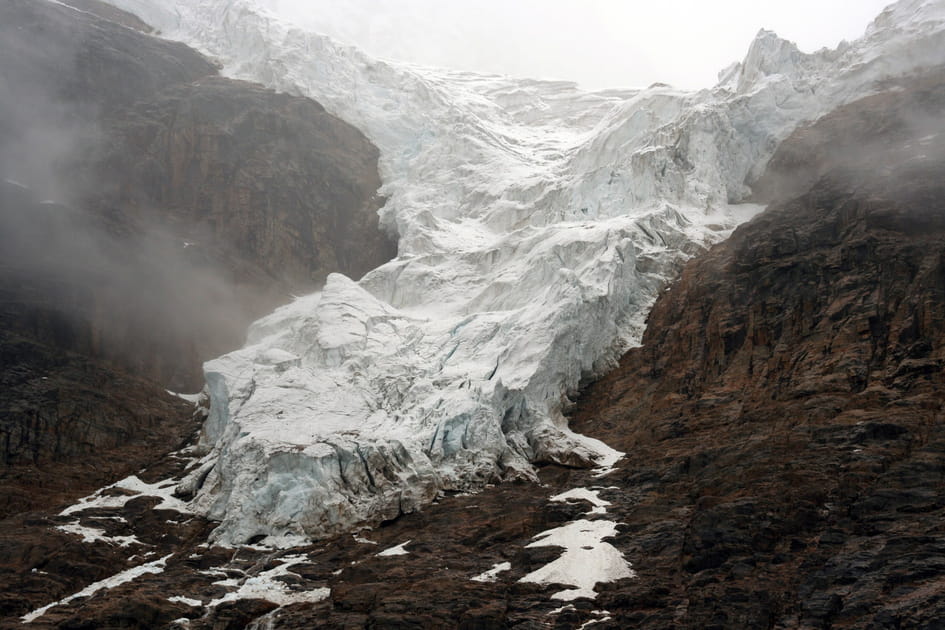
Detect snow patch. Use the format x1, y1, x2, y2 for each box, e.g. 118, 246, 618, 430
167, 390, 203, 404
519, 520, 634, 600
168, 596, 203, 607
471, 561, 512, 583
54, 522, 143, 548
579, 611, 614, 629
550, 488, 611, 516
207, 554, 328, 607
376, 541, 412, 557
60, 475, 191, 516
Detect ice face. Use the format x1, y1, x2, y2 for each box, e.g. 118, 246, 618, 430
106, 0, 945, 545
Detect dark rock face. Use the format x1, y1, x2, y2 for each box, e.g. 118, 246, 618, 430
1, 0, 393, 391
0, 327, 199, 516
0, 0, 214, 118
568, 69, 945, 628
97, 75, 390, 294
0, 0, 394, 504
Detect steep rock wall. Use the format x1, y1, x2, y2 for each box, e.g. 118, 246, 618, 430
570, 69, 945, 628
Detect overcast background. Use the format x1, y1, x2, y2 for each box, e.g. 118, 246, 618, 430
260, 0, 893, 90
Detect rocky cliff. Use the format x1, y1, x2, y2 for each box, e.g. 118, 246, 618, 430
0, 0, 393, 511
567, 68, 945, 628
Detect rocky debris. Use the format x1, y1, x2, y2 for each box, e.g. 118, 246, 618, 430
0, 451, 632, 629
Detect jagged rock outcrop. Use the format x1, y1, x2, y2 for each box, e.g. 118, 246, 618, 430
0, 0, 393, 511
568, 69, 945, 628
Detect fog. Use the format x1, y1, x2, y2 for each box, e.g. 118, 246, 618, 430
262, 0, 893, 89
0, 0, 267, 390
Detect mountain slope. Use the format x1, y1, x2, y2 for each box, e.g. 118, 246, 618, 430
570, 67, 945, 628
107, 0, 945, 545
4, 3, 945, 628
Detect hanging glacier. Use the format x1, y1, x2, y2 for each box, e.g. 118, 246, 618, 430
109, 0, 945, 545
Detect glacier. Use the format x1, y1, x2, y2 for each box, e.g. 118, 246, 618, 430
107, 0, 945, 545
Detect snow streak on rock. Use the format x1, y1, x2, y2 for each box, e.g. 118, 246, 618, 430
471, 562, 512, 583
111, 0, 945, 545
60, 475, 191, 516
206, 554, 329, 608
21, 554, 173, 623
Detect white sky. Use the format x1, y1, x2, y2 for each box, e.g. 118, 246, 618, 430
262, 0, 894, 89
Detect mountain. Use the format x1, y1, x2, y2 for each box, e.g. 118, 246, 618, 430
569, 67, 945, 628
3, 0, 945, 628
101, 0, 945, 547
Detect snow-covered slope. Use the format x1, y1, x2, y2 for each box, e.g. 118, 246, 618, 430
111, 0, 945, 545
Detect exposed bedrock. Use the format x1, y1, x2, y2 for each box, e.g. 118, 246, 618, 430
570, 69, 945, 628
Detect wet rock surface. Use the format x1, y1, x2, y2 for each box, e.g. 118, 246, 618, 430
0, 328, 199, 516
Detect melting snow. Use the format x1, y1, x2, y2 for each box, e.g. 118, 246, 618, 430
578, 611, 614, 629
60, 475, 191, 516
54, 522, 142, 548
168, 596, 202, 607
471, 561, 511, 583
207, 554, 328, 607
167, 390, 203, 404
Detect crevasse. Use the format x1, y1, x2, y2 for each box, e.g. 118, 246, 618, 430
111, 0, 945, 545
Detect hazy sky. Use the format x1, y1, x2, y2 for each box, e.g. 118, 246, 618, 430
262, 0, 894, 89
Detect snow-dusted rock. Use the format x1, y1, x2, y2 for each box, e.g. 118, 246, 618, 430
111, 0, 945, 545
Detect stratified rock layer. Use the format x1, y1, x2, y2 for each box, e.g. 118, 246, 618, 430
569, 69, 945, 628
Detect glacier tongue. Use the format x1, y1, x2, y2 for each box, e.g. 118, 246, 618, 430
110, 0, 945, 545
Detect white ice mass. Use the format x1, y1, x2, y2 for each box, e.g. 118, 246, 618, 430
106, 0, 945, 545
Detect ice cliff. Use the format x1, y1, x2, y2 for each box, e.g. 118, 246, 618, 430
110, 0, 945, 545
